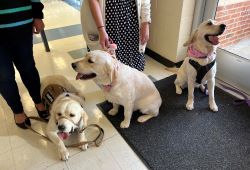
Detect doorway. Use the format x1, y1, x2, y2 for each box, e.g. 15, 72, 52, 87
200, 0, 250, 95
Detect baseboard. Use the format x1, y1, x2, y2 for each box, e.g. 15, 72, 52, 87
145, 48, 183, 68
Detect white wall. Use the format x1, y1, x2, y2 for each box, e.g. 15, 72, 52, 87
177, 0, 196, 62
147, 0, 195, 63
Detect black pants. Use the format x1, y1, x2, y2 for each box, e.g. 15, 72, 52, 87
0, 24, 42, 114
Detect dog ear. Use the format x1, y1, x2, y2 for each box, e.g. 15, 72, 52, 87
183, 30, 198, 47
49, 102, 58, 122
67, 94, 88, 128
77, 110, 88, 130
77, 109, 88, 129
81, 110, 88, 127
105, 60, 115, 84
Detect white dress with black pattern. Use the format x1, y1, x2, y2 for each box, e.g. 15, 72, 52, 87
105, 0, 145, 71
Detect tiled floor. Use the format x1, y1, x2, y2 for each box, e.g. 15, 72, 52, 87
0, 0, 173, 169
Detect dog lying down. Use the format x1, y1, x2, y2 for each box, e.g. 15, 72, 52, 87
168, 19, 226, 111
41, 75, 88, 161
72, 50, 162, 128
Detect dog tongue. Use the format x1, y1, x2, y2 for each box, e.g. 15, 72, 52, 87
208, 35, 219, 45
58, 132, 69, 140
76, 73, 83, 80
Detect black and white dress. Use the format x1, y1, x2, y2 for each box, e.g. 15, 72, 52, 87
105, 0, 145, 71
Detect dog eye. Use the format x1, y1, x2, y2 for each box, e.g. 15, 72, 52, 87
57, 113, 62, 116
88, 59, 94, 63
70, 113, 75, 117
207, 22, 212, 26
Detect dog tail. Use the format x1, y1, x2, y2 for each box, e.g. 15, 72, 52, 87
165, 66, 178, 74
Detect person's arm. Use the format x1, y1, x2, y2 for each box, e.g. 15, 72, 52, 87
140, 0, 151, 45
31, 0, 45, 34
88, 0, 109, 49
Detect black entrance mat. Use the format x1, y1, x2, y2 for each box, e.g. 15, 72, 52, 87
97, 75, 250, 170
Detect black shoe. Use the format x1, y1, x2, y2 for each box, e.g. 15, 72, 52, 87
15, 115, 31, 129
36, 107, 49, 120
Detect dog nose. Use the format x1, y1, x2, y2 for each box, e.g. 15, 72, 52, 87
58, 125, 66, 131
220, 24, 226, 30
71, 63, 77, 69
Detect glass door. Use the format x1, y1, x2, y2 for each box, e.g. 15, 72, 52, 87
203, 0, 250, 95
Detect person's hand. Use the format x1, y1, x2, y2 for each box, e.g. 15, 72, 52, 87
140, 22, 150, 45
98, 27, 110, 49
33, 19, 45, 34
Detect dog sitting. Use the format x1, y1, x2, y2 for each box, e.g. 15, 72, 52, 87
41, 75, 88, 161
174, 19, 226, 111
71, 50, 162, 128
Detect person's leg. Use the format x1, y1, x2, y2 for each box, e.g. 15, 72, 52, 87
0, 40, 30, 127
12, 25, 48, 118
0, 44, 23, 113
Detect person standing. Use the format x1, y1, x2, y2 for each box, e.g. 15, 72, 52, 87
0, 0, 49, 129
82, 0, 151, 71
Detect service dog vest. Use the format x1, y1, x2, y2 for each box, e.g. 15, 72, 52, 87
189, 59, 216, 84
42, 84, 68, 111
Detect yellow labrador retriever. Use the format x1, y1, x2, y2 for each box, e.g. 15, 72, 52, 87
174, 19, 226, 111
72, 50, 162, 128
41, 75, 88, 161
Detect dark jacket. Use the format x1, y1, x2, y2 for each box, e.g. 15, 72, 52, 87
0, 0, 44, 29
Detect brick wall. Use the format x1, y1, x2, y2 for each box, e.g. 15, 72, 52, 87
215, 0, 250, 47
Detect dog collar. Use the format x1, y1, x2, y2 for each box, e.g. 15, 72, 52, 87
102, 84, 112, 92
188, 44, 208, 59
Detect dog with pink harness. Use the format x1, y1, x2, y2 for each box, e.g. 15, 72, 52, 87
174, 19, 226, 111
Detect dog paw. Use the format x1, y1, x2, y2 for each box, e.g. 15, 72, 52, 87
186, 101, 194, 110
58, 148, 69, 161
80, 144, 88, 151
137, 115, 152, 123
108, 108, 118, 116
120, 120, 130, 128
176, 88, 182, 95
209, 102, 218, 112
137, 116, 147, 123
176, 86, 182, 95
